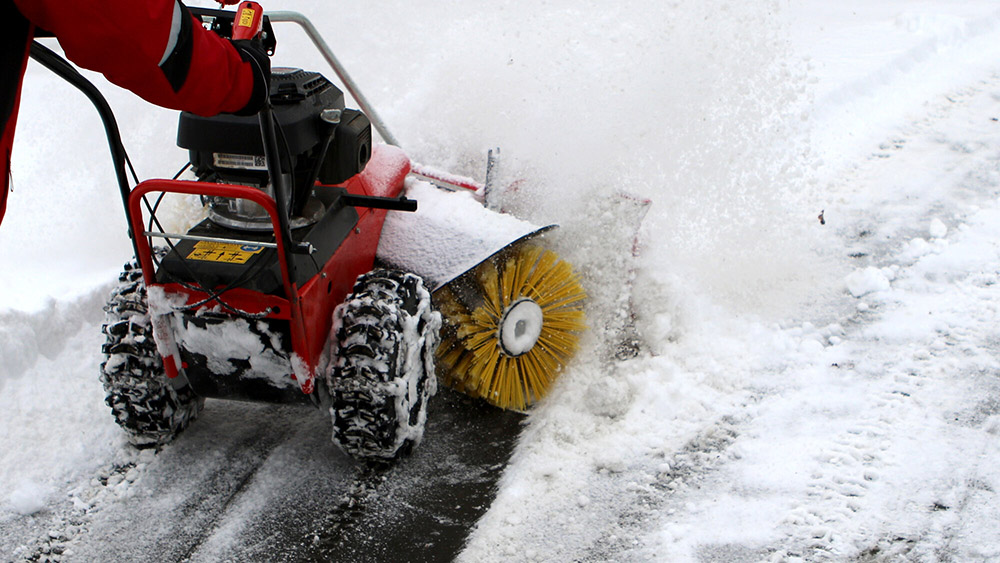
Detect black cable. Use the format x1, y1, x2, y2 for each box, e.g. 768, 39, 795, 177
141, 195, 183, 272
146, 160, 193, 263
173, 250, 278, 318
272, 111, 299, 214
146, 193, 169, 270
148, 192, 166, 235
172, 162, 192, 180
308, 252, 321, 277
124, 151, 139, 185
146, 163, 196, 268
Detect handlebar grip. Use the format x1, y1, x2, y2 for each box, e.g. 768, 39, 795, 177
232, 1, 264, 41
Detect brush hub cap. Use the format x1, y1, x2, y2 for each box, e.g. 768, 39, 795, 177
499, 298, 544, 357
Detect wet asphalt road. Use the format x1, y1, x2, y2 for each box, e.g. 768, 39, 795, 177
39, 389, 525, 562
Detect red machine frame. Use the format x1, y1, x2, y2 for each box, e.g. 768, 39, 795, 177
128, 145, 411, 395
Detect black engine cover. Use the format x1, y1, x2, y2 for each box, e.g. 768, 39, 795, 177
178, 68, 344, 158
176, 68, 371, 192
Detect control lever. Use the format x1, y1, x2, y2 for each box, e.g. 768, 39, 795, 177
232, 1, 264, 40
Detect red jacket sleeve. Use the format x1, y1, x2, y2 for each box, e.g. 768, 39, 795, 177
14, 0, 258, 117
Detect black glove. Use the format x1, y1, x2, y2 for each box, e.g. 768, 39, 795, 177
230, 39, 270, 116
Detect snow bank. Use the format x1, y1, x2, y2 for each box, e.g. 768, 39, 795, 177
0, 293, 121, 523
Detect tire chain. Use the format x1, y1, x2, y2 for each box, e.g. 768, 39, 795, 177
329, 270, 440, 461
100, 258, 203, 448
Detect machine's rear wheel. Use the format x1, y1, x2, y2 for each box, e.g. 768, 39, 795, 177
101, 260, 204, 448
328, 269, 441, 461
434, 245, 586, 411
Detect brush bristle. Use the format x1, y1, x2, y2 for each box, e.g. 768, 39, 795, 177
435, 245, 586, 410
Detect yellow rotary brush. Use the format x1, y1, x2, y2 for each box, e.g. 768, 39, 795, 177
435, 245, 586, 410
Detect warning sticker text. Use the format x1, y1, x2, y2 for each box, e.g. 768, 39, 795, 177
186, 241, 265, 264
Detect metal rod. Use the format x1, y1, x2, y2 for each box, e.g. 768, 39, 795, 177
143, 231, 278, 249
408, 172, 478, 194
267, 11, 400, 147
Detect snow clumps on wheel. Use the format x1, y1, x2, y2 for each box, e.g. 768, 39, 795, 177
100, 259, 204, 448
328, 269, 441, 461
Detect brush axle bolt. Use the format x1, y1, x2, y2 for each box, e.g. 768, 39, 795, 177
498, 298, 544, 357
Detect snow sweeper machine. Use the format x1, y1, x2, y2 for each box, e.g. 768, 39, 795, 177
30, 2, 587, 461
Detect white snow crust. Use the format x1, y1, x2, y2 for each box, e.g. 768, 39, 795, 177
147, 286, 296, 388
174, 314, 294, 389
377, 179, 544, 289
2, 0, 1000, 560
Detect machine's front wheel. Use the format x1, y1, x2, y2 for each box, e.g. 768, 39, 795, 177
328, 270, 441, 461
101, 260, 204, 448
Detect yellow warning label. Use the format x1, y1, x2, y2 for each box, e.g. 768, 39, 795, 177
186, 241, 265, 264
239, 8, 255, 27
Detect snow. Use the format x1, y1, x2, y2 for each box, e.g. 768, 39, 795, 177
174, 314, 294, 386
3, 0, 1000, 560
377, 179, 545, 290
845, 266, 891, 298
498, 299, 545, 357
8, 481, 51, 517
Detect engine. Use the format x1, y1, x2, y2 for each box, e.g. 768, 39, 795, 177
176, 67, 372, 230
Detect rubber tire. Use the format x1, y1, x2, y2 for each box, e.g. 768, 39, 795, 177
100, 259, 204, 448
328, 269, 441, 461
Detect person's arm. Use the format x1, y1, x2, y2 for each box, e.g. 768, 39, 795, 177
15, 0, 265, 116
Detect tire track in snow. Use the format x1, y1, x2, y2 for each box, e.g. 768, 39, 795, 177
851, 338, 1000, 560
856, 380, 1000, 561
579, 413, 747, 562
773, 76, 1000, 560
808, 7, 1000, 168
29, 403, 301, 563
770, 369, 923, 560
172, 416, 295, 562
930, 381, 1000, 561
